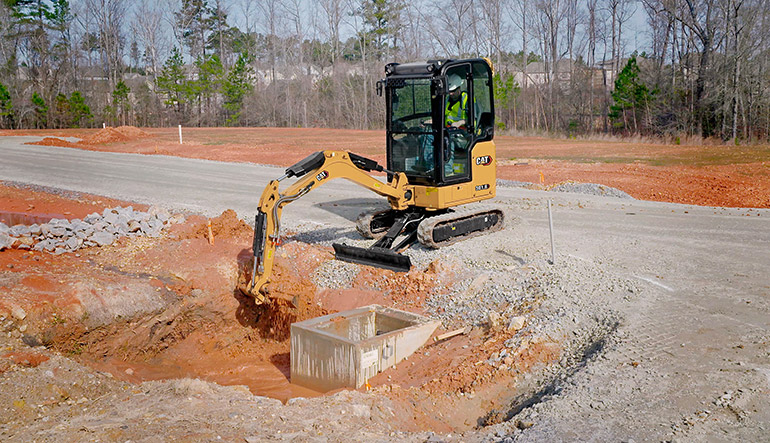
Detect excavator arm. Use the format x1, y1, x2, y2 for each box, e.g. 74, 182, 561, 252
240, 151, 414, 303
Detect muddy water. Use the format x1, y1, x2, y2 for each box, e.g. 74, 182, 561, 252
0, 210, 67, 226
91, 355, 322, 403
80, 326, 324, 403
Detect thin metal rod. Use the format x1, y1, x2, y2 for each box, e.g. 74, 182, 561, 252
548, 200, 555, 265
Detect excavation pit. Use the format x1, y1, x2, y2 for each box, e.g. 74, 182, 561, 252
290, 305, 440, 392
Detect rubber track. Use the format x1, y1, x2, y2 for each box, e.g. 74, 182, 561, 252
417, 205, 505, 249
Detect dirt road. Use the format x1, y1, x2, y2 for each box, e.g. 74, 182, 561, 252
0, 134, 768, 441
8, 126, 770, 208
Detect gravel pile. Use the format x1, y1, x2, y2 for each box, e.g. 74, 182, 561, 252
0, 206, 178, 254
497, 179, 533, 188
548, 181, 633, 199
313, 259, 360, 289
497, 178, 634, 199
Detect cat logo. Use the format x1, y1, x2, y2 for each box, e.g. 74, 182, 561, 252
475, 155, 493, 166
475, 184, 490, 191
316, 170, 329, 181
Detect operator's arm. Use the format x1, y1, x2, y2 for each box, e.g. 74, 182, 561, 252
240, 151, 414, 302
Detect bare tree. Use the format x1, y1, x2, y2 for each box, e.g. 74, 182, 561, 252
480, 0, 509, 67
434, 0, 474, 56
237, 0, 258, 57
133, 0, 168, 79
533, 0, 570, 130
212, 0, 228, 65
399, 1, 430, 60
319, 0, 344, 64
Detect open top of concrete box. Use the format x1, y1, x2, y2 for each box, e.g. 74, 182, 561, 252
307, 305, 430, 342
291, 305, 440, 392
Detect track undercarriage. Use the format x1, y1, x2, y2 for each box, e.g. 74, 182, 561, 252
333, 205, 505, 271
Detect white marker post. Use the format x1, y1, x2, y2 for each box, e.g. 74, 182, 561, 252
103, 122, 106, 128
548, 200, 556, 264
178, 125, 183, 144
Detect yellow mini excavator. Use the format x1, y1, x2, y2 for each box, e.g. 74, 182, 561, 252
240, 58, 505, 303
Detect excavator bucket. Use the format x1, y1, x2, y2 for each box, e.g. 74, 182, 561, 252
332, 243, 412, 272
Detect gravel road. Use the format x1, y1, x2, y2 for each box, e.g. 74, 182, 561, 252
1, 137, 769, 441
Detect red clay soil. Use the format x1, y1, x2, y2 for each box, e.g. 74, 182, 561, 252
0, 182, 144, 223
0, 190, 327, 402
499, 160, 770, 208
24, 126, 150, 147
9, 126, 770, 208
0, 179, 581, 432
29, 137, 82, 148
77, 126, 149, 144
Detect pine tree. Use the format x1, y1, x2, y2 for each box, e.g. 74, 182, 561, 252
54, 93, 70, 127
0, 83, 14, 129
609, 55, 654, 134
192, 53, 223, 125
68, 91, 92, 128
156, 47, 189, 116
112, 81, 131, 126
31, 91, 47, 129
493, 72, 520, 131
357, 0, 404, 60
176, 0, 214, 59
222, 53, 253, 126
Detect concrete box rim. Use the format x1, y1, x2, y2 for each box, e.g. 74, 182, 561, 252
290, 304, 439, 344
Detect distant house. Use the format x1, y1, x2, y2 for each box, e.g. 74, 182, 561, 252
512, 58, 626, 92
596, 59, 628, 90
513, 59, 577, 88
80, 66, 110, 82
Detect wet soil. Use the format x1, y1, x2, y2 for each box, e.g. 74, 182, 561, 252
0, 186, 460, 409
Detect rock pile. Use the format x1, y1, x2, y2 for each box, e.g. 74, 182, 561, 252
0, 206, 179, 254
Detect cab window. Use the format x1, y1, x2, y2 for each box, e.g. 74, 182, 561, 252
472, 61, 494, 141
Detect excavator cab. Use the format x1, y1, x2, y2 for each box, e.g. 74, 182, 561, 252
381, 59, 496, 188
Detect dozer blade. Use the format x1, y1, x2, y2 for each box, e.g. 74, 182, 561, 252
333, 243, 412, 272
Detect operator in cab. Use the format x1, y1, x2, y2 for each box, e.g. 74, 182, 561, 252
418, 74, 471, 175
445, 74, 469, 129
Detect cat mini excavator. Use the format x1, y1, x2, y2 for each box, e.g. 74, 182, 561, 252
240, 58, 505, 303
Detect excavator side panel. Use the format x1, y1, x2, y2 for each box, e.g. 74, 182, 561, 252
411, 140, 497, 210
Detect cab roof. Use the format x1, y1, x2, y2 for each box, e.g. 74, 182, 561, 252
384, 58, 490, 78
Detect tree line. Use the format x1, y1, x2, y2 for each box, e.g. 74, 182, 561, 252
1, 0, 768, 142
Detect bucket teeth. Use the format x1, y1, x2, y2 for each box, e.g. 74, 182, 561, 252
333, 243, 412, 272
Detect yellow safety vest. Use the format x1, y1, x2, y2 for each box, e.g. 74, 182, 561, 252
445, 92, 468, 127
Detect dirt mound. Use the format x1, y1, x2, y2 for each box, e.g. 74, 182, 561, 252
179, 209, 253, 241
115, 125, 149, 138
78, 126, 148, 145
27, 137, 81, 148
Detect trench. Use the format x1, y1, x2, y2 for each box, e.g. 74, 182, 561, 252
47, 286, 328, 403
480, 316, 620, 428
29, 231, 619, 433
46, 293, 619, 434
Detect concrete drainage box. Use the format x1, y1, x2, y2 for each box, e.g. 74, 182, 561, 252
290, 305, 440, 392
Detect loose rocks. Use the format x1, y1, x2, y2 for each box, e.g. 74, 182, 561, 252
1, 206, 176, 253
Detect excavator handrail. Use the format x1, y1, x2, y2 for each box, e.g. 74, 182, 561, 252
240, 150, 414, 302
